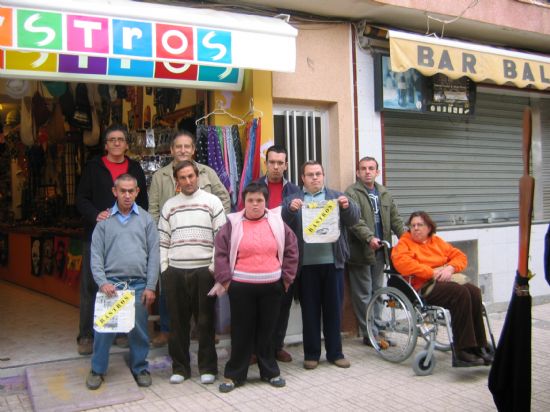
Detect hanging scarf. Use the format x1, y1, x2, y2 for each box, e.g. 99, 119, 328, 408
195, 125, 209, 165
207, 126, 231, 190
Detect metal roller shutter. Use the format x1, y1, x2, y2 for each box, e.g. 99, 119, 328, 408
542, 100, 550, 220
384, 92, 529, 226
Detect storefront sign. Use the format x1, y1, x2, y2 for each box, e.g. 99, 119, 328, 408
389, 30, 550, 91
0, 1, 297, 90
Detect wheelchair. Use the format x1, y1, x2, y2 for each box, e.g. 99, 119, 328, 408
365, 243, 496, 376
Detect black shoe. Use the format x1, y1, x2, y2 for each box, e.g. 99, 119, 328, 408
362, 337, 372, 346
453, 350, 484, 367
134, 370, 152, 387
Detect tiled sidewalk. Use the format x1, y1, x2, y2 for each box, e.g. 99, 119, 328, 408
2, 281, 550, 411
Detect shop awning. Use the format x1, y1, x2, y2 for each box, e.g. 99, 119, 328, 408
0, 0, 298, 90
389, 30, 550, 90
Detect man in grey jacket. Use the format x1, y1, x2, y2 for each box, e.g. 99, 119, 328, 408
345, 157, 404, 345
86, 174, 160, 390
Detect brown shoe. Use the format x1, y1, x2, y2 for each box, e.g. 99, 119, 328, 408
276, 349, 292, 363
152, 332, 169, 347
454, 350, 484, 367
78, 337, 93, 355
303, 360, 319, 370
331, 358, 351, 368
250, 354, 258, 365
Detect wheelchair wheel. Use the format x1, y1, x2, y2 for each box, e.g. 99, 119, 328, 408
412, 350, 436, 376
420, 313, 451, 352
366, 287, 418, 363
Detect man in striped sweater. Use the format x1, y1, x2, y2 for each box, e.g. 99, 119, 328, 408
158, 160, 227, 385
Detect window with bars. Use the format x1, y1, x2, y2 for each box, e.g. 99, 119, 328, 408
273, 108, 325, 185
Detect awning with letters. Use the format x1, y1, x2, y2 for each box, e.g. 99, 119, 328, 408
0, 0, 298, 91
389, 30, 550, 91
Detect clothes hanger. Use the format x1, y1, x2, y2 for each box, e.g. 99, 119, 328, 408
242, 97, 264, 119
195, 100, 245, 126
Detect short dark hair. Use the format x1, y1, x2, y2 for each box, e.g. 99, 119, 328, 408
103, 124, 128, 145
358, 156, 379, 170
242, 182, 269, 204
300, 160, 324, 176
114, 173, 137, 187
406, 210, 437, 236
173, 160, 198, 179
171, 130, 196, 147
266, 145, 288, 162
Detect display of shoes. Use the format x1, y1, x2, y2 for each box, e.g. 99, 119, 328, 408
276, 349, 292, 363
78, 337, 93, 355
152, 332, 169, 348
86, 370, 103, 390
331, 358, 351, 368
134, 370, 152, 387
200, 373, 216, 384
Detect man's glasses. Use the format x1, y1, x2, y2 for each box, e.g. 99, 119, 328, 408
106, 137, 126, 144
304, 172, 323, 178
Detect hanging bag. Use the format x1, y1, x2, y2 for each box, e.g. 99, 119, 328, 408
83, 83, 100, 146
20, 96, 34, 146
70, 83, 93, 130
93, 282, 136, 333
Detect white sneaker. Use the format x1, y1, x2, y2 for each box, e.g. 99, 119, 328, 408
169, 374, 185, 384
200, 374, 216, 384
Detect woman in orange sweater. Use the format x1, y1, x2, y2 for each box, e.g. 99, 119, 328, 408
391, 211, 492, 367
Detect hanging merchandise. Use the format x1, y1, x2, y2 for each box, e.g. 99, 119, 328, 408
31, 87, 51, 135
238, 118, 262, 209
70, 83, 93, 130
58, 83, 75, 121
47, 102, 66, 144
19, 97, 33, 146
207, 126, 231, 190
83, 84, 100, 146
195, 125, 210, 164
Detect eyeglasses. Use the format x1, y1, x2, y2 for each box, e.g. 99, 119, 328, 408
106, 137, 126, 144
304, 172, 323, 178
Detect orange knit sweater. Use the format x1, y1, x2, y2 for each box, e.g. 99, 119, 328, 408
391, 232, 467, 290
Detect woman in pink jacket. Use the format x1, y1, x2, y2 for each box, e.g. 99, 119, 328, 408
209, 182, 298, 393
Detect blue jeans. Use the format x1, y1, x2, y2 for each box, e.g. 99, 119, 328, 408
91, 278, 150, 375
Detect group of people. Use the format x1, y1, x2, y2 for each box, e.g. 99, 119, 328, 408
76, 125, 492, 393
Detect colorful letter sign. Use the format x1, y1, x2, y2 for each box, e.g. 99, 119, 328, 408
0, 5, 243, 90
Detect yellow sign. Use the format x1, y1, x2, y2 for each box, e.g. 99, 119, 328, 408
94, 291, 133, 328
304, 200, 336, 235
389, 30, 550, 90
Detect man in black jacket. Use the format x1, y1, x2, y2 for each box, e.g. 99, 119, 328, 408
76, 124, 148, 355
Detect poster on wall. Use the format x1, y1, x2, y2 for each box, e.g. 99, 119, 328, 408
41, 236, 54, 276
30, 237, 42, 277
425, 74, 476, 116
374, 53, 427, 112
0, 233, 8, 266
54, 236, 69, 279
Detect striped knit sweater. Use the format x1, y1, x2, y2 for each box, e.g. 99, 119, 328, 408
158, 189, 226, 272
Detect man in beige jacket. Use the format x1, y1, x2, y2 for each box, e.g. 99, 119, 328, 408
148, 130, 230, 346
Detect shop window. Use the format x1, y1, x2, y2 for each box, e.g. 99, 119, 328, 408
273, 107, 325, 185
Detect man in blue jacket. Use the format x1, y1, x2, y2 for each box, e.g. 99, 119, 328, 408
257, 145, 300, 362
282, 160, 359, 370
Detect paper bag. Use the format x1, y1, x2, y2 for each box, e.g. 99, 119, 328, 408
94, 289, 135, 333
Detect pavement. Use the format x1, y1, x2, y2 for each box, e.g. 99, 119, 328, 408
1, 300, 550, 412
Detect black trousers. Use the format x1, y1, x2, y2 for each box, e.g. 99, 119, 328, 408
425, 282, 488, 351
273, 282, 295, 351
78, 241, 97, 341
163, 266, 217, 378
224, 280, 283, 383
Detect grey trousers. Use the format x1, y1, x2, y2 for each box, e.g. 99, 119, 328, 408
348, 250, 385, 337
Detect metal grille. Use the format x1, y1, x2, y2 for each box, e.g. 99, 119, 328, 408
273, 109, 323, 184
384, 92, 529, 226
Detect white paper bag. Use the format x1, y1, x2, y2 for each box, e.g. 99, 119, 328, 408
302, 199, 340, 243
93, 289, 135, 333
